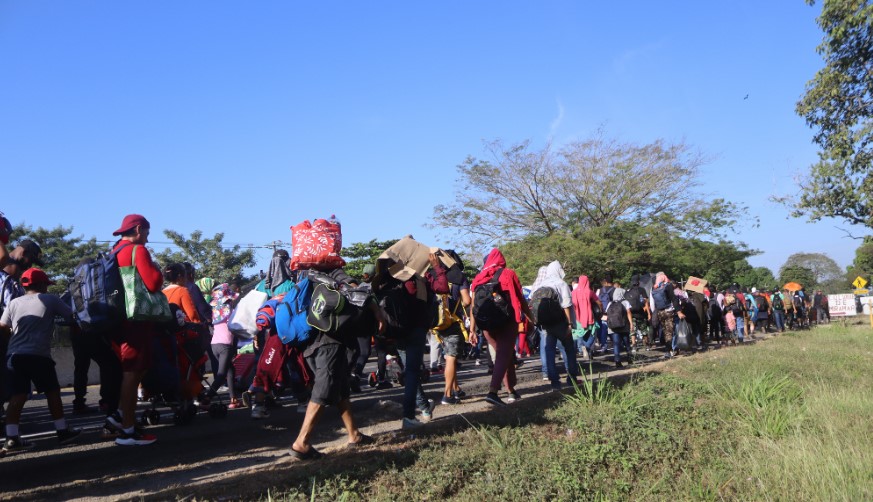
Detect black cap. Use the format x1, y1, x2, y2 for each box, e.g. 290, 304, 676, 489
18, 239, 43, 267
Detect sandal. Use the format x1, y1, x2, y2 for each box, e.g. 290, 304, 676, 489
228, 399, 243, 410
347, 433, 374, 449
288, 446, 323, 461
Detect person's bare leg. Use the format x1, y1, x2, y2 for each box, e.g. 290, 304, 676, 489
4, 394, 26, 426
119, 370, 145, 429
337, 399, 362, 443
444, 356, 457, 397
292, 401, 325, 453
46, 390, 64, 420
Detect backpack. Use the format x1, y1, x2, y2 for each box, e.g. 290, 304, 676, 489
274, 277, 316, 347
624, 286, 646, 315
598, 286, 615, 310
756, 296, 769, 312
652, 283, 671, 311
606, 301, 629, 332
724, 293, 737, 307
377, 280, 414, 339
68, 243, 132, 332
473, 269, 514, 331
433, 291, 462, 331
772, 295, 784, 310
530, 286, 564, 325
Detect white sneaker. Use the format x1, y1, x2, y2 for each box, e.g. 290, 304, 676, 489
251, 405, 270, 420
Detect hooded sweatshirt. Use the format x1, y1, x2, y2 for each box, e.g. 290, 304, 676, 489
572, 275, 597, 328
540, 261, 573, 308
471, 249, 526, 324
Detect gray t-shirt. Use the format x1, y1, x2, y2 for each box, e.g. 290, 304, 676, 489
0, 293, 73, 358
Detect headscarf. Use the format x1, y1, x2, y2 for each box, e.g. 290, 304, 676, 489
655, 272, 669, 287
531, 266, 549, 291
471, 248, 506, 291
265, 251, 293, 291
196, 277, 215, 302
572, 275, 596, 328
210, 283, 239, 324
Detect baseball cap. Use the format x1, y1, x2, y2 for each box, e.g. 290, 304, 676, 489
112, 214, 151, 236
18, 239, 44, 267
20, 267, 54, 287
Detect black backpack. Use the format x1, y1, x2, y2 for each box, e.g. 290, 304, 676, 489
772, 295, 784, 310
530, 286, 564, 325
756, 295, 769, 312
473, 269, 514, 331
376, 279, 413, 339
606, 301, 629, 332
624, 286, 646, 315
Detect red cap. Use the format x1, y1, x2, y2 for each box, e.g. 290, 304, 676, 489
20, 268, 54, 287
112, 214, 150, 236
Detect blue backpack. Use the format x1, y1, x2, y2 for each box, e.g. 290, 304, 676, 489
274, 277, 316, 347
68, 243, 132, 332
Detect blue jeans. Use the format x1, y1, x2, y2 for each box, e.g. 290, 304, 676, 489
735, 317, 745, 342
773, 311, 785, 331
598, 321, 609, 347
540, 328, 579, 385
611, 332, 631, 362
398, 327, 429, 419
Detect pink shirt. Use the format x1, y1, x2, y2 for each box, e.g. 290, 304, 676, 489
211, 322, 234, 345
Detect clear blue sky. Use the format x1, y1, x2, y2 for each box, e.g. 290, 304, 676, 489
0, 1, 854, 276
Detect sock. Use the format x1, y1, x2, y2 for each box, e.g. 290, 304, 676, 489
6, 424, 19, 438
54, 418, 67, 431
123, 426, 134, 435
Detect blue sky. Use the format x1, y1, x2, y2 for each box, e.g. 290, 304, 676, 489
0, 1, 855, 276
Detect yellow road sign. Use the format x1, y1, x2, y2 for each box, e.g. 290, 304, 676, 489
853, 276, 868, 289
854, 289, 869, 295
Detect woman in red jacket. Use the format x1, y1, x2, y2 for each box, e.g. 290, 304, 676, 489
470, 249, 534, 406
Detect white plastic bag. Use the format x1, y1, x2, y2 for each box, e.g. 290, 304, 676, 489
227, 289, 269, 339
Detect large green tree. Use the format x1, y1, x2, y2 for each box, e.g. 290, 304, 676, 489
778, 252, 845, 289
154, 230, 256, 284
13, 224, 103, 295
432, 133, 749, 250
341, 238, 399, 279
846, 236, 873, 281
790, 0, 873, 228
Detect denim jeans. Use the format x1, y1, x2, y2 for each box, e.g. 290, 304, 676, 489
735, 317, 745, 342
773, 310, 785, 331
398, 327, 429, 419
598, 321, 609, 347
611, 332, 632, 362
540, 328, 579, 386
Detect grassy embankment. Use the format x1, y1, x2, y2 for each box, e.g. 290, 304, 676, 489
262, 324, 873, 501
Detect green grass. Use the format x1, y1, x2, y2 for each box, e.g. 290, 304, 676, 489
260, 326, 873, 501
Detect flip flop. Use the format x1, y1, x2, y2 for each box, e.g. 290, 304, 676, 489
347, 433, 375, 449
288, 446, 323, 461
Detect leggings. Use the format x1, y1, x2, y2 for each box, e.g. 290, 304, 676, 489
206, 343, 236, 399
483, 321, 517, 392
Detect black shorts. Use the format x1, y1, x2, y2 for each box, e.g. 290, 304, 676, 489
437, 323, 465, 357
306, 343, 350, 407
6, 354, 60, 396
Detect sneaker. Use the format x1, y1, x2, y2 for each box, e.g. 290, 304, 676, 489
506, 391, 521, 403
484, 392, 505, 406
115, 430, 157, 446
402, 417, 424, 429
3, 436, 35, 453
72, 401, 93, 415
57, 428, 82, 445
376, 381, 392, 390
441, 395, 461, 405
453, 389, 466, 399
615, 361, 624, 368
105, 411, 124, 433
251, 405, 270, 420
420, 399, 436, 422
542, 375, 550, 381
515, 359, 526, 369
217, 385, 229, 393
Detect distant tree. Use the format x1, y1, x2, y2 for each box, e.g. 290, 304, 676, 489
778, 252, 844, 289
13, 223, 103, 295
733, 263, 778, 291
341, 239, 399, 279
847, 236, 873, 282
787, 0, 873, 228
431, 132, 748, 250
779, 265, 817, 290
154, 230, 256, 284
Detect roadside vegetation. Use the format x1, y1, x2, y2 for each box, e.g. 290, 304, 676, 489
255, 324, 872, 501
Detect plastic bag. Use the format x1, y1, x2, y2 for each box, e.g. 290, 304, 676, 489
290, 219, 346, 271
674, 318, 692, 351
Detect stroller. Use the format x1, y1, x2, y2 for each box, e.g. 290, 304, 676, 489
140, 308, 228, 425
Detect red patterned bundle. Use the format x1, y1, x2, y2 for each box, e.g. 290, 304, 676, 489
290, 219, 346, 270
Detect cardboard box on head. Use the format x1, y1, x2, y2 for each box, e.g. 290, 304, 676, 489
377, 236, 455, 282
685, 276, 708, 295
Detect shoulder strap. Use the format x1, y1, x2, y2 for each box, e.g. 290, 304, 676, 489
109, 241, 134, 260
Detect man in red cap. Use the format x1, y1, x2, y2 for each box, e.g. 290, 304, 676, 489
1, 268, 81, 453
103, 214, 163, 446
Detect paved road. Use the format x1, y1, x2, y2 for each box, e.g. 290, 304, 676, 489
0, 338, 743, 500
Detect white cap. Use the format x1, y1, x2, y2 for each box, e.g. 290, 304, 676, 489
751, 287, 757, 293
